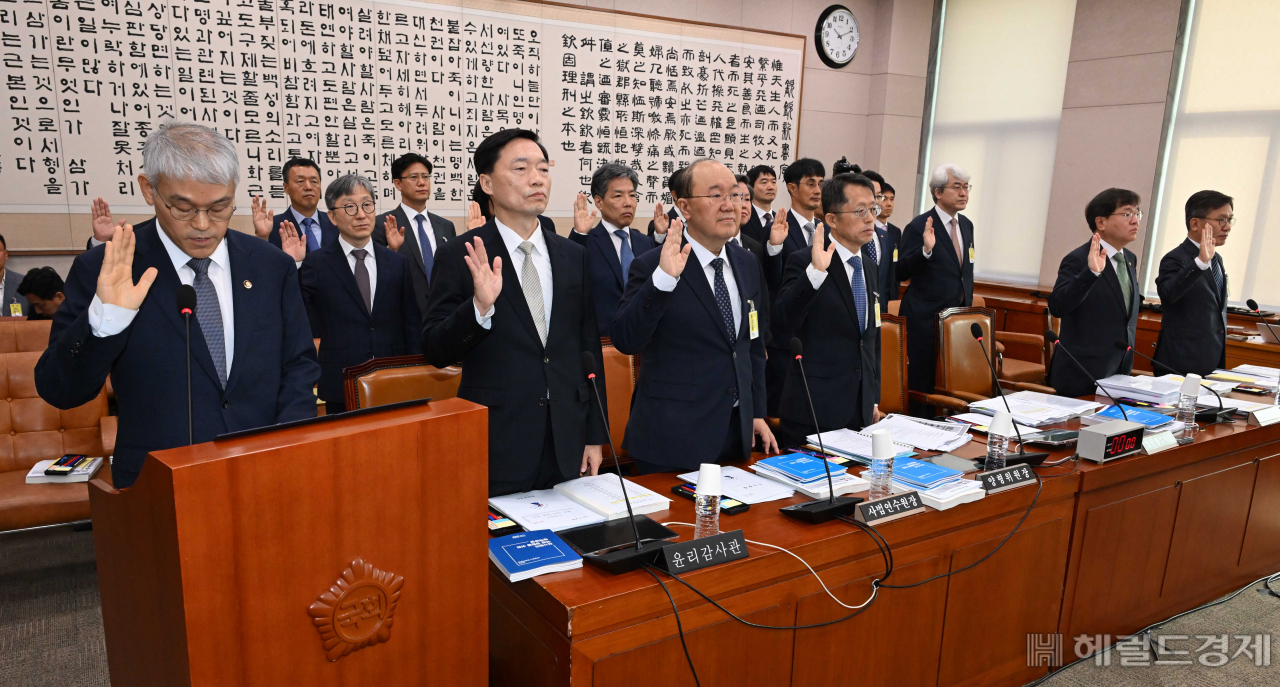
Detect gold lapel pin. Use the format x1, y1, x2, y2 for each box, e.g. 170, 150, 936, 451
243, 280, 253, 289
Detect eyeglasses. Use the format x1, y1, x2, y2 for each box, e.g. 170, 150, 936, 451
1109, 210, 1144, 221
163, 200, 236, 223
830, 204, 881, 219
1196, 215, 1235, 227
943, 184, 972, 192
687, 192, 749, 205
399, 173, 432, 182
874, 193, 886, 202
338, 200, 378, 216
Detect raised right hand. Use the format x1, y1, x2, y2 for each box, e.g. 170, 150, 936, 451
810, 221, 837, 273
384, 215, 405, 251
573, 192, 598, 234
279, 220, 306, 261
97, 224, 157, 310
466, 201, 485, 230
1087, 232, 1106, 274
1198, 222, 1216, 263
653, 202, 670, 235
91, 198, 115, 242
464, 236, 503, 314
923, 216, 936, 252
251, 196, 273, 239
659, 218, 691, 278
768, 208, 788, 246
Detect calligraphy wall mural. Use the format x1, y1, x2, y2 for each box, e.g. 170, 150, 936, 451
0, 0, 804, 249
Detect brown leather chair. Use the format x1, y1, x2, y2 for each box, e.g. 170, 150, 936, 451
600, 339, 636, 471
0, 320, 116, 532
342, 355, 462, 411
879, 313, 908, 415
926, 307, 1055, 413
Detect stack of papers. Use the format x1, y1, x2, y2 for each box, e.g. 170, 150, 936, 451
947, 413, 1048, 441
890, 457, 965, 490
1082, 404, 1177, 431
970, 391, 1103, 427
1162, 374, 1237, 394
890, 478, 985, 511
553, 475, 672, 520
25, 457, 104, 484
1094, 375, 1184, 404
805, 427, 915, 462
678, 466, 794, 504
488, 490, 606, 532
751, 454, 870, 499
858, 414, 972, 452
489, 530, 582, 582
1215, 366, 1280, 391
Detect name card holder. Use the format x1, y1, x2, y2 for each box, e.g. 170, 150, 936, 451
977, 465, 1036, 494
1141, 430, 1178, 455
1248, 406, 1280, 427
652, 530, 749, 574
855, 491, 925, 524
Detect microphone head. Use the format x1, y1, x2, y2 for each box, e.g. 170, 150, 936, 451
580, 351, 596, 377
969, 323, 983, 340
176, 284, 197, 314
1043, 329, 1059, 344
1247, 298, 1260, 311
1115, 341, 1130, 351
789, 337, 803, 358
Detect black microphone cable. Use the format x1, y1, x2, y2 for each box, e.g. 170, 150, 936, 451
642, 566, 701, 687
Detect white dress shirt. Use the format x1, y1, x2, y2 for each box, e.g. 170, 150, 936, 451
400, 202, 438, 263
290, 206, 324, 244
475, 217, 553, 330
1089, 238, 1125, 277
752, 203, 771, 226
924, 206, 959, 260
790, 209, 817, 245
339, 235, 378, 310
652, 230, 742, 335
90, 222, 236, 376
651, 206, 686, 244
601, 219, 630, 262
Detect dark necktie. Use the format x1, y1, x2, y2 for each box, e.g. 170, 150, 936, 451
710, 257, 738, 401
762, 211, 773, 227
415, 214, 434, 282
849, 255, 867, 332
865, 231, 879, 263
187, 258, 227, 388
1210, 255, 1225, 301
729, 236, 741, 248
614, 229, 633, 278
302, 217, 319, 252
1113, 252, 1132, 314
352, 248, 372, 314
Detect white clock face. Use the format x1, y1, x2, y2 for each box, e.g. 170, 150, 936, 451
820, 9, 859, 66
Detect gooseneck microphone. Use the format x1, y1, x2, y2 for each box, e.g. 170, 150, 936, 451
1247, 299, 1280, 345
1044, 330, 1128, 421
1118, 341, 1232, 422
582, 351, 643, 552
779, 338, 863, 523
968, 323, 1048, 466
177, 285, 198, 446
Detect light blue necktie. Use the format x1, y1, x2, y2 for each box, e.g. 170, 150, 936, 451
849, 255, 867, 332
302, 217, 320, 252
614, 229, 633, 279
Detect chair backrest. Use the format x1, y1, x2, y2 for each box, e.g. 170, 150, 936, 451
887, 300, 900, 316
935, 307, 997, 397
0, 318, 51, 354
972, 294, 986, 308
879, 313, 908, 415
600, 340, 636, 459
0, 349, 108, 474
343, 355, 462, 410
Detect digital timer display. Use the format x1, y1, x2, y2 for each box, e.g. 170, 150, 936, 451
1104, 427, 1145, 458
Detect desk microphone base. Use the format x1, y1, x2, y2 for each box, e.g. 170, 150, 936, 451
780, 496, 864, 524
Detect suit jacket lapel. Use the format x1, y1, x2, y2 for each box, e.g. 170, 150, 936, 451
727, 245, 754, 341
829, 252, 862, 330
486, 222, 543, 347
223, 233, 259, 395
398, 207, 427, 275
589, 223, 625, 286
785, 212, 811, 253
323, 240, 369, 316
430, 212, 450, 251
933, 209, 961, 267
545, 228, 571, 337
370, 245, 395, 318
683, 254, 733, 346
1099, 251, 1129, 314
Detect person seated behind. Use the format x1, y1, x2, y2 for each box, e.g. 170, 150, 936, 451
17, 267, 65, 319
299, 174, 422, 415
569, 162, 655, 337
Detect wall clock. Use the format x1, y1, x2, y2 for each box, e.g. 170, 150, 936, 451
816, 5, 860, 69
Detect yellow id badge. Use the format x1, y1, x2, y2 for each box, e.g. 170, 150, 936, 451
892, 248, 898, 262
968, 246, 975, 263
748, 300, 759, 339
874, 300, 881, 328
8, 303, 20, 316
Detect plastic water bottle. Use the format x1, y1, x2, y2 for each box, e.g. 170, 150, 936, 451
985, 409, 1013, 471
868, 430, 894, 501
693, 463, 721, 539
1176, 374, 1201, 445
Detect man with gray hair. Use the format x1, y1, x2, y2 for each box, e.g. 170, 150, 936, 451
299, 174, 421, 413
569, 161, 655, 336
36, 121, 320, 489
896, 163, 976, 411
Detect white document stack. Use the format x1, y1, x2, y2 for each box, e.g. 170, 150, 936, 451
805, 427, 915, 461
749, 464, 870, 500
678, 466, 794, 504
891, 478, 985, 511
969, 391, 1102, 427
858, 414, 972, 452
488, 490, 606, 532
552, 475, 672, 520
1093, 375, 1184, 404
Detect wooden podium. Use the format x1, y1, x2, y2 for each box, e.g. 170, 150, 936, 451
88, 398, 488, 687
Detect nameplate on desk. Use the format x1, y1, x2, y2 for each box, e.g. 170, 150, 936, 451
1248, 406, 1280, 427
1141, 430, 1178, 455
855, 492, 925, 524
654, 530, 749, 574
977, 465, 1036, 494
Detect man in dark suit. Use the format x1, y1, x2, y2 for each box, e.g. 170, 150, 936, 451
897, 164, 976, 410
1047, 188, 1144, 397
373, 153, 459, 317
36, 122, 319, 489
422, 129, 607, 496
611, 158, 779, 473
774, 173, 882, 447
734, 175, 783, 346
876, 180, 904, 301
859, 170, 899, 314
764, 157, 826, 417
569, 162, 655, 338
646, 166, 687, 241
1154, 190, 1235, 377
254, 158, 340, 254
740, 165, 778, 245
16, 267, 63, 319
0, 234, 28, 316
299, 175, 422, 414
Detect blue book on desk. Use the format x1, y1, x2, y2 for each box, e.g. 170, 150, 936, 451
1087, 404, 1175, 429
892, 457, 963, 489
488, 530, 583, 582
756, 453, 847, 483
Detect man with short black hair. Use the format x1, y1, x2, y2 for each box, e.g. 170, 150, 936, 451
1153, 190, 1235, 376
741, 165, 778, 245
877, 179, 903, 301
0, 234, 28, 316
373, 152, 459, 316
16, 267, 63, 318
255, 157, 339, 255
855, 169, 898, 315
570, 162, 655, 337
1047, 188, 1144, 396
423, 129, 607, 496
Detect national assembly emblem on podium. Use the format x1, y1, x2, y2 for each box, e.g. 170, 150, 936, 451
308, 558, 406, 661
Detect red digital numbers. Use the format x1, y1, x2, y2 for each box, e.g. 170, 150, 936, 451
1107, 432, 1139, 456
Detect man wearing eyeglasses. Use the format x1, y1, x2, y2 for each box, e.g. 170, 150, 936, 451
897, 163, 976, 410
611, 158, 779, 474
1153, 190, 1235, 377
773, 173, 882, 447
569, 162, 655, 337
1047, 188, 1144, 397
372, 153, 458, 317
36, 121, 320, 489
299, 175, 421, 414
